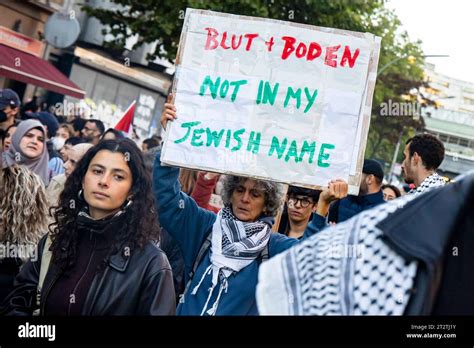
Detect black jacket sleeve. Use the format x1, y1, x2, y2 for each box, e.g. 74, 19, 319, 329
0, 236, 47, 316
136, 251, 176, 315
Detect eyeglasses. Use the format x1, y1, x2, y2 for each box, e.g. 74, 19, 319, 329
83, 126, 97, 133
287, 196, 314, 208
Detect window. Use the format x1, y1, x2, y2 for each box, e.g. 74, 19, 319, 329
463, 86, 474, 94
439, 134, 448, 142
463, 97, 474, 105
448, 136, 459, 145
459, 138, 469, 147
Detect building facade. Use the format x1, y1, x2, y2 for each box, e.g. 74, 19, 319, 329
421, 63, 474, 177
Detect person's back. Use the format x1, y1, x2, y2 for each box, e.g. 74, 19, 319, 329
257, 170, 474, 315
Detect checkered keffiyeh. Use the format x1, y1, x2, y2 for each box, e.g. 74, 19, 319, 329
192, 206, 271, 316
256, 194, 419, 315
409, 172, 446, 195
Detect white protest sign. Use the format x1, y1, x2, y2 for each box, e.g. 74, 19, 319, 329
161, 9, 381, 193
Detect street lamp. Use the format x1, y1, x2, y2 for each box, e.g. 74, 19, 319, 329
377, 54, 449, 77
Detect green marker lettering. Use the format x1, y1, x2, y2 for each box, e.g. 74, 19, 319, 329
205, 128, 225, 147
231, 129, 246, 152
262, 82, 279, 105
268, 136, 288, 159
284, 87, 302, 109
299, 140, 316, 163
219, 80, 230, 98
199, 75, 220, 99
318, 143, 335, 167
230, 80, 247, 102
230, 128, 245, 152
304, 88, 318, 113
256, 80, 263, 104
246, 131, 261, 154
174, 121, 201, 144
285, 140, 300, 163
225, 129, 232, 148
190, 128, 205, 147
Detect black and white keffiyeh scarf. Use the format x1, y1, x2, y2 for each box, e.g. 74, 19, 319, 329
256, 194, 419, 315
192, 206, 272, 315
409, 172, 446, 195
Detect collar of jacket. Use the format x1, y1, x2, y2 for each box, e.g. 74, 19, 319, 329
76, 209, 131, 271
108, 248, 130, 272
350, 189, 384, 205
376, 171, 474, 267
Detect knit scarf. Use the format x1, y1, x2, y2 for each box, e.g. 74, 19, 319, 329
192, 206, 271, 316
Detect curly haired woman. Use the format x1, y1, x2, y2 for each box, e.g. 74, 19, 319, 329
2, 139, 175, 315
0, 164, 49, 303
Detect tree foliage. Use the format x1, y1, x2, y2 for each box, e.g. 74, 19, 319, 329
83, 0, 427, 167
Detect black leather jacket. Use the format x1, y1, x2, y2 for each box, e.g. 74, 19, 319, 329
1, 235, 176, 316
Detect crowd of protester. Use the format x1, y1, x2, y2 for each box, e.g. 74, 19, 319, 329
1, 87, 471, 316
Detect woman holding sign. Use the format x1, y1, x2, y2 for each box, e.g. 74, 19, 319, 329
154, 98, 348, 315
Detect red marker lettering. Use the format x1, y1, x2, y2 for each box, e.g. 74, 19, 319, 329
244, 33, 259, 51
324, 45, 341, 68
204, 27, 219, 50
281, 36, 296, 60
340, 46, 360, 68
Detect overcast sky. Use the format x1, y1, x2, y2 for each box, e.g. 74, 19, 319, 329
388, 0, 472, 83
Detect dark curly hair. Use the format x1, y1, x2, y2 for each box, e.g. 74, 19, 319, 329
49, 139, 160, 270
406, 134, 445, 170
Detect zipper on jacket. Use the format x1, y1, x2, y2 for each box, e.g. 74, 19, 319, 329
40, 271, 61, 315
67, 238, 97, 315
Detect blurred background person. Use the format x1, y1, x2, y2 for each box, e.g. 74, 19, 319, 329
328, 159, 385, 223
55, 124, 74, 141
142, 137, 160, 152
0, 89, 21, 140
278, 186, 321, 239
71, 118, 86, 138
1, 123, 18, 152
0, 164, 49, 303
47, 143, 93, 206
382, 184, 401, 201
81, 119, 104, 145
179, 168, 197, 195
101, 128, 125, 141
27, 112, 64, 178
59, 137, 86, 162
2, 119, 50, 186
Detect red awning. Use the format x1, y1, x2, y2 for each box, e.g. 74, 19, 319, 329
0, 44, 85, 99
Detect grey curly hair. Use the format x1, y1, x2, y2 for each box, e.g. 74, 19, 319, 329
221, 175, 285, 217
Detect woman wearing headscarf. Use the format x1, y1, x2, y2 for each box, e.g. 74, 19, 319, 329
2, 139, 175, 315
155, 100, 348, 315
2, 119, 50, 186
